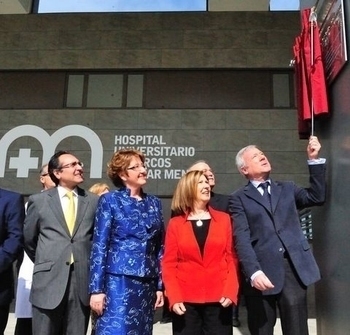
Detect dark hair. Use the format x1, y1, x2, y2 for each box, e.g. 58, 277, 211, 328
48, 150, 71, 186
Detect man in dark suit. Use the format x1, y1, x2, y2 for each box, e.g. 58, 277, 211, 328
24, 151, 99, 335
0, 188, 24, 335
229, 136, 326, 335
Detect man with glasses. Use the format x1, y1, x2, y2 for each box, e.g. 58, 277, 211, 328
24, 151, 99, 335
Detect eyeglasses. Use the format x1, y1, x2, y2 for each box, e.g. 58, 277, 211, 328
127, 164, 147, 172
59, 161, 84, 169
41, 173, 49, 177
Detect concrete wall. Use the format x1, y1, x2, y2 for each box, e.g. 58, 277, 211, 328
0, 12, 297, 70
0, 0, 31, 14
0, 11, 305, 225
209, 0, 269, 11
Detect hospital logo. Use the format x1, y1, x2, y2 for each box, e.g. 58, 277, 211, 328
0, 125, 103, 178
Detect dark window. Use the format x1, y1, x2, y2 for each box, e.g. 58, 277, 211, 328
0, 70, 294, 109
144, 70, 273, 109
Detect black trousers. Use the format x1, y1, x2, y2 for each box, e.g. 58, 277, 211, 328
172, 302, 233, 335
15, 318, 33, 335
245, 257, 309, 335
0, 305, 10, 335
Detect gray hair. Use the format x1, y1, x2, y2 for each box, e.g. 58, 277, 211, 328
39, 164, 49, 176
235, 145, 258, 171
186, 160, 208, 172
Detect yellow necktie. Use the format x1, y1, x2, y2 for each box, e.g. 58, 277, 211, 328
65, 191, 76, 235
64, 191, 75, 264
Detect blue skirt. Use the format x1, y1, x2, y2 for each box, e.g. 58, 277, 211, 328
96, 274, 157, 335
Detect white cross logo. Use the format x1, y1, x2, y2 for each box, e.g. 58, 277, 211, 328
9, 148, 39, 177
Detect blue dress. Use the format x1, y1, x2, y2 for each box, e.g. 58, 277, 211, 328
89, 187, 164, 335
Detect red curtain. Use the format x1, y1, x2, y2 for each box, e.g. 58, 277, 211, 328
293, 8, 329, 139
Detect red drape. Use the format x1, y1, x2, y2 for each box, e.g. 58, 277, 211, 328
293, 8, 329, 139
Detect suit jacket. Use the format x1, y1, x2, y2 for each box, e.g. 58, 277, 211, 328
0, 188, 24, 306
24, 187, 99, 309
89, 188, 164, 293
210, 191, 230, 213
229, 164, 326, 296
162, 207, 239, 308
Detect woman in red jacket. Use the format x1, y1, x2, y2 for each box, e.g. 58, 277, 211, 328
162, 170, 239, 335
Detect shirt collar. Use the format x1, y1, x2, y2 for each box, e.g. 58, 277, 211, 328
57, 185, 78, 198
250, 179, 271, 189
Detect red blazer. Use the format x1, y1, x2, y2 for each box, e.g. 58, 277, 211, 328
162, 206, 239, 308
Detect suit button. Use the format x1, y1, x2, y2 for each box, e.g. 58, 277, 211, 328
278, 248, 283, 252
65, 261, 70, 265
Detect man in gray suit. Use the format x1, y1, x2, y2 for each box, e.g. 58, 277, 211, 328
24, 151, 99, 335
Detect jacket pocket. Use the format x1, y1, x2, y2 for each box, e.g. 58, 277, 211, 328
33, 261, 54, 274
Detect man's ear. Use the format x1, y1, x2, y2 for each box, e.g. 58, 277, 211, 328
240, 166, 248, 177
53, 169, 61, 180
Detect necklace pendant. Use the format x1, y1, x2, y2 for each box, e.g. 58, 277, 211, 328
196, 219, 203, 227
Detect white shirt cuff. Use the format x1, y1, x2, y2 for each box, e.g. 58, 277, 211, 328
250, 270, 264, 286
307, 158, 326, 165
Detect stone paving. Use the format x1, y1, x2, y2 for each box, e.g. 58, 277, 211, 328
5, 309, 316, 335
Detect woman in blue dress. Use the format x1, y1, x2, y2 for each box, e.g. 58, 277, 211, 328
89, 149, 165, 335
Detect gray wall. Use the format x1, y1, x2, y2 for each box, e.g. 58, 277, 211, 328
0, 11, 305, 198
0, 12, 297, 70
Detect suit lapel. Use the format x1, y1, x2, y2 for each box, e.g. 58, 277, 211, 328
73, 187, 88, 236
183, 217, 204, 261
47, 188, 71, 235
244, 181, 282, 213
202, 215, 217, 261
244, 182, 268, 209
270, 181, 282, 212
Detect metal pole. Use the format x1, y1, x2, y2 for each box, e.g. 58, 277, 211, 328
309, 7, 317, 136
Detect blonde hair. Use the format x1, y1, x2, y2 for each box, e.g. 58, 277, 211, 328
89, 182, 110, 196
171, 170, 206, 215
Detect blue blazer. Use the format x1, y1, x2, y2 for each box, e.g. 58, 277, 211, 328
89, 188, 165, 294
229, 164, 326, 295
0, 188, 24, 305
